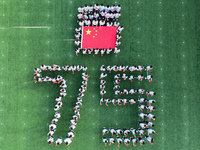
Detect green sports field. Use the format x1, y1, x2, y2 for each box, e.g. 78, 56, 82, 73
0, 0, 200, 150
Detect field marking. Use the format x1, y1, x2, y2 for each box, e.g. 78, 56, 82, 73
0, 28, 6, 29
63, 39, 76, 41
13, 26, 50, 29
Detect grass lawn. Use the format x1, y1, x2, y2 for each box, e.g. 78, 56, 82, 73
0, 0, 199, 150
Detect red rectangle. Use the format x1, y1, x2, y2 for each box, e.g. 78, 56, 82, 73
81, 26, 117, 49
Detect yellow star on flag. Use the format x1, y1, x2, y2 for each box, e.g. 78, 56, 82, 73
86, 29, 91, 35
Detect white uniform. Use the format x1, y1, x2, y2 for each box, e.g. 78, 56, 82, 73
56, 138, 63, 145
138, 89, 145, 94
116, 129, 123, 134
49, 124, 56, 130
138, 113, 146, 118
146, 66, 153, 71
54, 113, 61, 118
56, 97, 62, 102
47, 137, 54, 143
147, 128, 155, 134
139, 123, 146, 128
146, 136, 153, 143
146, 75, 152, 80
47, 130, 55, 136
149, 91, 155, 96
129, 99, 136, 104
54, 105, 60, 111
139, 105, 146, 109
129, 75, 134, 81
109, 128, 116, 134
103, 138, 108, 143
79, 21, 84, 26
68, 131, 74, 138
99, 20, 105, 26
148, 100, 156, 103
138, 98, 146, 103
64, 138, 72, 145
114, 48, 120, 54
52, 118, 58, 123
94, 4, 99, 11
102, 128, 108, 134
117, 137, 122, 143
131, 138, 137, 143
147, 113, 155, 120
130, 128, 137, 135
69, 125, 76, 130
78, 7, 84, 13
129, 89, 136, 94
114, 22, 120, 27
115, 90, 120, 95
106, 48, 112, 54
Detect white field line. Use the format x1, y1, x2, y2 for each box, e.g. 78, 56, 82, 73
63, 39, 76, 41
13, 26, 50, 29
0, 28, 6, 29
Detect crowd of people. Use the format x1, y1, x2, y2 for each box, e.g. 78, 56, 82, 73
75, 4, 123, 56
34, 65, 89, 146
102, 95, 156, 147
99, 65, 153, 72
102, 125, 155, 147
99, 65, 156, 146
99, 65, 154, 98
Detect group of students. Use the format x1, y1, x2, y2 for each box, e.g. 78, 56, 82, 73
76, 4, 123, 27
100, 72, 153, 82
113, 73, 153, 82
75, 46, 121, 56
99, 65, 154, 97
47, 72, 89, 146
75, 4, 123, 56
102, 124, 155, 147
99, 65, 153, 72
100, 97, 156, 108
102, 96, 156, 147
100, 65, 156, 147
34, 64, 89, 146
77, 4, 121, 21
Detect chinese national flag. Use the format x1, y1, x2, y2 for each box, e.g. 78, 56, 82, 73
81, 26, 117, 49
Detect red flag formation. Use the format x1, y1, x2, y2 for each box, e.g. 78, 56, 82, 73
81, 26, 117, 49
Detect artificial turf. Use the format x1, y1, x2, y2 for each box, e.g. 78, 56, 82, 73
0, 0, 200, 150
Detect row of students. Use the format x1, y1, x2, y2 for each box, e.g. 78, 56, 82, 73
77, 13, 121, 22
102, 127, 155, 137
99, 65, 153, 72
102, 136, 153, 147
78, 4, 121, 14
75, 47, 121, 56
78, 18, 123, 26
100, 98, 156, 106
114, 89, 155, 95
39, 64, 88, 72
138, 113, 156, 121
113, 73, 153, 82
100, 98, 136, 106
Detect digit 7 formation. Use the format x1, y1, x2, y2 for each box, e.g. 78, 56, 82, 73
34, 65, 89, 146
100, 65, 156, 147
